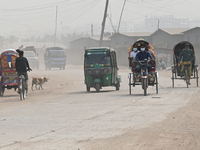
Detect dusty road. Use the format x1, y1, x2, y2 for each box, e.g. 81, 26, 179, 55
0, 65, 200, 150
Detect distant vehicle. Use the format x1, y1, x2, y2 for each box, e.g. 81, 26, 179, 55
22, 46, 37, 53
22, 46, 39, 70
44, 47, 67, 70
84, 47, 121, 92
23, 51, 39, 69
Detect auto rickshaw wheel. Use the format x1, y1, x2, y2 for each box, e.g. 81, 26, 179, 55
86, 85, 90, 92
95, 83, 100, 92
116, 81, 120, 90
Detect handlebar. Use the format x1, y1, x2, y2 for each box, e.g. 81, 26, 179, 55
138, 59, 150, 65
27, 69, 32, 72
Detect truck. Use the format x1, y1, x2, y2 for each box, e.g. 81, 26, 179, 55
44, 47, 67, 70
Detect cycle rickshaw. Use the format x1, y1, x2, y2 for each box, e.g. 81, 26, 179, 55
0, 49, 18, 96
171, 41, 198, 88
128, 39, 158, 96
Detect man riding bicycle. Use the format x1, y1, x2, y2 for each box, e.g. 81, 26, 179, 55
179, 43, 194, 85
15, 50, 32, 92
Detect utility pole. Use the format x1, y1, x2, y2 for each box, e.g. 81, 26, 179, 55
157, 19, 160, 29
99, 0, 109, 47
54, 6, 58, 47
117, 0, 127, 33
91, 23, 93, 37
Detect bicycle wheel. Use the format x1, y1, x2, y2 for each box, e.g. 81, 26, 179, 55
185, 69, 189, 88
196, 68, 198, 87
129, 73, 131, 95
19, 79, 23, 100
23, 80, 27, 99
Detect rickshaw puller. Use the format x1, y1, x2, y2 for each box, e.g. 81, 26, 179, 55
15, 50, 32, 92
135, 44, 153, 73
178, 43, 194, 84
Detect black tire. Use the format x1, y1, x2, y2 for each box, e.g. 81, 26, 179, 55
23, 89, 27, 99
86, 85, 90, 92
95, 83, 100, 92
0, 88, 4, 97
116, 81, 120, 91
155, 72, 158, 94
143, 78, 147, 96
129, 73, 131, 95
20, 92, 23, 100
19, 79, 23, 100
175, 69, 177, 78
196, 68, 198, 87
185, 69, 189, 88
172, 70, 174, 88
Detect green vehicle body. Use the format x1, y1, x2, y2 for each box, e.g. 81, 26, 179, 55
84, 47, 120, 92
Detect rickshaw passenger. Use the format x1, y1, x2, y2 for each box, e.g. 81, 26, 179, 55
15, 50, 32, 92
135, 44, 153, 73
178, 43, 194, 84
130, 44, 138, 60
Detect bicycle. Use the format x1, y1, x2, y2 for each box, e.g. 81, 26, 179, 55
18, 70, 31, 100
181, 61, 191, 88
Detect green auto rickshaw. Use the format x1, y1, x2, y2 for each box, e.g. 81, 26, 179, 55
84, 47, 121, 92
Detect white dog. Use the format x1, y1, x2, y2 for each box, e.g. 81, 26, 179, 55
32, 77, 48, 90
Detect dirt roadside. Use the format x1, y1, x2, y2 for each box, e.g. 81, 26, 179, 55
83, 86, 200, 150
0, 66, 200, 150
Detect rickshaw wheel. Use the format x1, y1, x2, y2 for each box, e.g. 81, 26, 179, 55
0, 85, 4, 97
86, 85, 90, 92
155, 72, 158, 94
129, 73, 131, 95
143, 78, 147, 96
196, 68, 198, 87
185, 69, 189, 88
0, 90, 4, 97
172, 69, 175, 88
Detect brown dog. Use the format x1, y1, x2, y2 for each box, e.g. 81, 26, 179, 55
32, 77, 48, 90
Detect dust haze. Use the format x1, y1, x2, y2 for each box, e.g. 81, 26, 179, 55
1, 0, 200, 150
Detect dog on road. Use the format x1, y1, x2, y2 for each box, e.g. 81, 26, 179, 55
32, 77, 48, 90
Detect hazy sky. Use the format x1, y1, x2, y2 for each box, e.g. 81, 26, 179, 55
0, 0, 199, 38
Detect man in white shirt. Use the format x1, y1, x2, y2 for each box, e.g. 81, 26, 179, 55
130, 45, 138, 60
